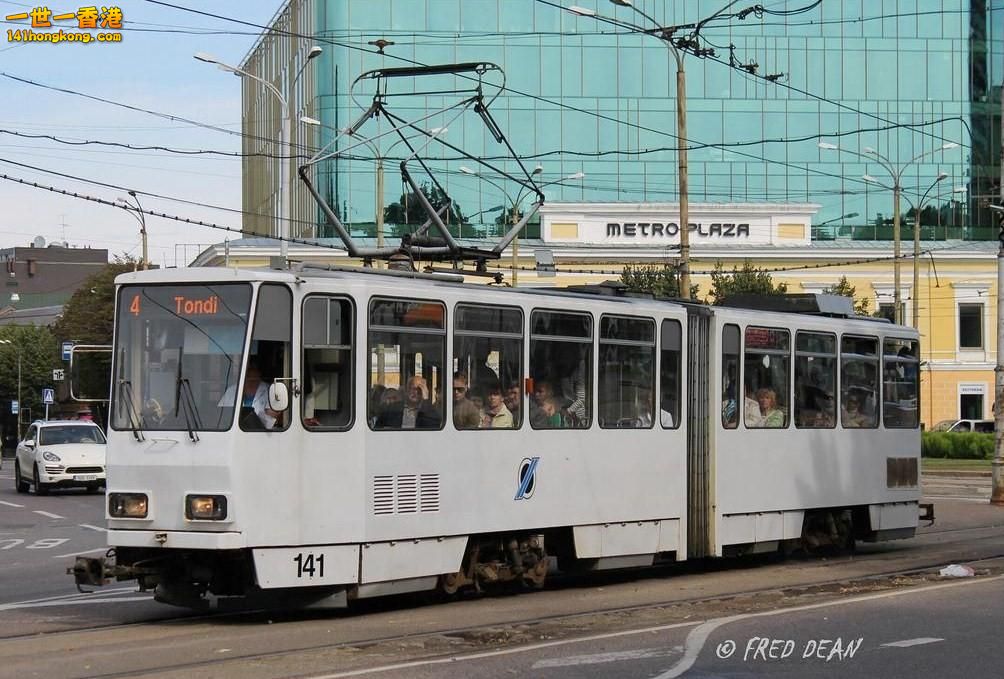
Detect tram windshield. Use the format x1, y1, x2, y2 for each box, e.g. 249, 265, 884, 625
111, 283, 252, 432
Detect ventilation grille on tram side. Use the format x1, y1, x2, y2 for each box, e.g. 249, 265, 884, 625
372, 474, 441, 515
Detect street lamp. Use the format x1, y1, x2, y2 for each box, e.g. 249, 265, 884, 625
568, 0, 742, 299
115, 191, 147, 270
459, 166, 584, 286
819, 141, 959, 325
195, 46, 322, 265
0, 339, 22, 440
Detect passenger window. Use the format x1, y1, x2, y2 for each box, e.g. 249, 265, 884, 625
661, 320, 682, 429
840, 335, 879, 429
795, 332, 837, 429
883, 338, 919, 428
368, 298, 445, 431
721, 324, 740, 429
744, 327, 790, 429
302, 296, 354, 430
453, 304, 523, 430
529, 310, 592, 429
598, 315, 655, 429
240, 284, 292, 432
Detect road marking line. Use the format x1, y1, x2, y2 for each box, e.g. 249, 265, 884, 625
53, 547, 107, 559
307, 575, 1003, 679
33, 510, 65, 519
0, 500, 24, 508
882, 637, 944, 648
0, 586, 140, 607
922, 495, 988, 503
533, 647, 681, 669
79, 523, 107, 532
0, 595, 151, 612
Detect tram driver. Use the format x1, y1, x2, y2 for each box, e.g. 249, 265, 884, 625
221, 360, 281, 430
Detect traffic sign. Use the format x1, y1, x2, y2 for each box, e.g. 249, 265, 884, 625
10, 400, 18, 415
42, 388, 54, 405
52, 368, 65, 382
61, 341, 74, 362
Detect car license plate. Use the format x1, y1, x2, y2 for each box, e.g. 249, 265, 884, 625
74, 474, 97, 482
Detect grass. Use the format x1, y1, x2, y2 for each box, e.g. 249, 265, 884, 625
921, 458, 993, 471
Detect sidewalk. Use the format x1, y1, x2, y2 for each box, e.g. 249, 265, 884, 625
924, 469, 992, 478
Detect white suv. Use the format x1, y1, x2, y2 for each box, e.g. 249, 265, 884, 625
15, 420, 107, 495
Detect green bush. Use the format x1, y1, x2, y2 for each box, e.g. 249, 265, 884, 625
922, 432, 993, 459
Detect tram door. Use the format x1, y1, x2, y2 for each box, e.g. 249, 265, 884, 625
685, 307, 714, 558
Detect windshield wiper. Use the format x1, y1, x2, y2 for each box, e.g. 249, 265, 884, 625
174, 349, 202, 442
117, 379, 146, 442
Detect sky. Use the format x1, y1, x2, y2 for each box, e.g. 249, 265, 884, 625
0, 0, 283, 266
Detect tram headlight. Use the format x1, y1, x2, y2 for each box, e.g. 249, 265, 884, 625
185, 494, 227, 521
108, 493, 148, 519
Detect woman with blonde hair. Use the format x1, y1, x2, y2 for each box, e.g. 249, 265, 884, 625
755, 387, 786, 428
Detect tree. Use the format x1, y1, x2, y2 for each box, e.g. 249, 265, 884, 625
53, 256, 137, 346
706, 260, 788, 305
384, 182, 466, 230
822, 276, 871, 315
0, 324, 61, 423
620, 263, 699, 300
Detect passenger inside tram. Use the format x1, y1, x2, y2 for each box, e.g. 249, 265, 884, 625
453, 372, 482, 429
841, 391, 874, 428
480, 378, 514, 428
376, 375, 440, 430
530, 379, 564, 428
754, 387, 786, 428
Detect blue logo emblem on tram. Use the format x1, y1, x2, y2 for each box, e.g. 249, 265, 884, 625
515, 457, 539, 500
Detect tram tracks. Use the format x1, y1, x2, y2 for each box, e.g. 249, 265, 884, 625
3, 522, 1004, 678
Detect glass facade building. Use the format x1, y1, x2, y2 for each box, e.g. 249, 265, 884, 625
241, 0, 1002, 241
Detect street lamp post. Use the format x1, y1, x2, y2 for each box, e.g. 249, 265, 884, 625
195, 46, 322, 266
569, 0, 741, 299
459, 166, 584, 286
819, 141, 959, 325
908, 173, 949, 329
115, 191, 148, 270
0, 339, 22, 441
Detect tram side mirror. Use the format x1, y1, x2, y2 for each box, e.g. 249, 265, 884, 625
268, 382, 289, 412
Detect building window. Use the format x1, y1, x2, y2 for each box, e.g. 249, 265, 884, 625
877, 303, 896, 322
959, 303, 984, 349
960, 393, 984, 420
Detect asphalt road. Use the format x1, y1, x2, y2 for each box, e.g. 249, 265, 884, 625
377, 572, 1004, 679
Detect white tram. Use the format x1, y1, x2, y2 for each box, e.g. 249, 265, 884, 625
70, 266, 921, 609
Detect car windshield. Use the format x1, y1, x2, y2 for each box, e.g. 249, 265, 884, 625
930, 420, 957, 432
38, 425, 106, 445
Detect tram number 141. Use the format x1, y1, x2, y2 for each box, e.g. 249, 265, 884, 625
293, 552, 325, 578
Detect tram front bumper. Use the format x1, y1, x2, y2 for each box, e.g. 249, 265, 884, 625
106, 529, 245, 550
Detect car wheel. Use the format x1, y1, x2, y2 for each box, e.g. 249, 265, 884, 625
33, 464, 49, 496
14, 460, 29, 494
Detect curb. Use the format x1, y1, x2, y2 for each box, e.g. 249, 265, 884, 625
923, 470, 992, 479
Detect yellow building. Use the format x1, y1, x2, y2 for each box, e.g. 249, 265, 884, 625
193, 201, 998, 429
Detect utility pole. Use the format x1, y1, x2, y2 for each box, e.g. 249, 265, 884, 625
992, 81, 1004, 505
